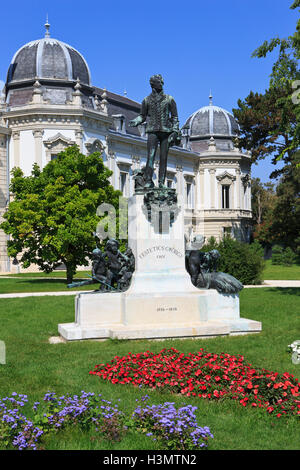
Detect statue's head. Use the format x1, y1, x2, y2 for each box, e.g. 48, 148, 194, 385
92, 248, 102, 258
149, 74, 164, 91
210, 249, 220, 260
190, 234, 205, 250
106, 239, 119, 254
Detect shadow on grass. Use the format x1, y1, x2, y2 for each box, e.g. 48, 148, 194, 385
265, 287, 300, 297
16, 278, 89, 286
0, 276, 97, 294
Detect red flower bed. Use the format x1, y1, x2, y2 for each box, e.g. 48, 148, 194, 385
89, 348, 300, 418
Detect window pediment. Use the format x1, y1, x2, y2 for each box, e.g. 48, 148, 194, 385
84, 138, 104, 155
216, 171, 236, 185
43, 133, 75, 149
43, 133, 76, 163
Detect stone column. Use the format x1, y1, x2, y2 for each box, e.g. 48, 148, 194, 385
193, 164, 200, 211
176, 164, 183, 203
12, 131, 20, 168
236, 168, 241, 209
209, 168, 216, 209
199, 168, 205, 210
108, 151, 117, 187
75, 130, 83, 152
0, 130, 9, 272
131, 155, 140, 171
32, 129, 44, 168
247, 179, 252, 211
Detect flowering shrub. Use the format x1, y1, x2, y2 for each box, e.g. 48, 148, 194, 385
90, 348, 300, 418
132, 397, 213, 450
0, 391, 125, 450
0, 390, 212, 450
0, 393, 42, 450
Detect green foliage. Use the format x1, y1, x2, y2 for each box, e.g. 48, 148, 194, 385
251, 178, 277, 226
233, 2, 300, 253
202, 237, 265, 285
270, 152, 300, 253
0, 146, 122, 282
233, 87, 298, 175
0, 290, 300, 450
272, 245, 297, 266
233, 1, 300, 176
262, 259, 300, 280
271, 245, 284, 265
283, 247, 298, 266
248, 240, 264, 258
201, 236, 219, 251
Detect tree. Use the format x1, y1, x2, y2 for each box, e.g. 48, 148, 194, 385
251, 177, 276, 226
233, 0, 300, 178
251, 178, 277, 247
201, 236, 265, 285
233, 87, 298, 178
269, 151, 300, 253
232, 1, 300, 252
0, 146, 122, 283
252, 152, 300, 252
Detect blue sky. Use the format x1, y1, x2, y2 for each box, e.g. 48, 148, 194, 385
0, 0, 297, 182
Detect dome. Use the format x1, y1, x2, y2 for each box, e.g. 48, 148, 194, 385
6, 22, 91, 86
185, 94, 239, 138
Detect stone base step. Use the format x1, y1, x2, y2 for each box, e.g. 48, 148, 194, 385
58, 317, 261, 341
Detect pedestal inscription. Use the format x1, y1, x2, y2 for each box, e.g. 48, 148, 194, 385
58, 194, 262, 340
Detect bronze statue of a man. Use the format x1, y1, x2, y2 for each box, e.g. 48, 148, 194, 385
129, 74, 181, 189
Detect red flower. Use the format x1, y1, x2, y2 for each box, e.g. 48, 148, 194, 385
89, 347, 300, 418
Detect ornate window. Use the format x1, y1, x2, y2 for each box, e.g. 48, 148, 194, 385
223, 226, 232, 237
216, 171, 236, 209
43, 133, 75, 163
117, 162, 131, 197
184, 174, 195, 209
166, 170, 175, 189
84, 138, 104, 155
222, 185, 230, 209
119, 172, 127, 195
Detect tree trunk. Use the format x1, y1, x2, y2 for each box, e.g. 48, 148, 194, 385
65, 262, 75, 284
257, 192, 262, 225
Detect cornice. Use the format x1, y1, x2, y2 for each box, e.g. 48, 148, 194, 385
199, 151, 251, 161
202, 209, 252, 220
2, 104, 113, 127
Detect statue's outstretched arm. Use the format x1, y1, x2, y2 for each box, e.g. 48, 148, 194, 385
129, 98, 148, 127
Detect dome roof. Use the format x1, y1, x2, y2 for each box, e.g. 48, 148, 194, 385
6, 22, 91, 86
185, 95, 239, 138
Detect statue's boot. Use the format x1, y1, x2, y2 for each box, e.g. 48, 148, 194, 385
158, 181, 168, 189
144, 180, 154, 189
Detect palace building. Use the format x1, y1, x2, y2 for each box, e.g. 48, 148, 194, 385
0, 22, 252, 272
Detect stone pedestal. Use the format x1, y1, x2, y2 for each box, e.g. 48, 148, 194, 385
58, 194, 261, 340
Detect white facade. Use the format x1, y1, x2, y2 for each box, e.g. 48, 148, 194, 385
0, 30, 252, 273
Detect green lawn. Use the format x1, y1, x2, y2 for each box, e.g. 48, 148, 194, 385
0, 270, 90, 278
0, 276, 96, 294
263, 259, 300, 280
0, 287, 299, 450
0, 259, 299, 296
